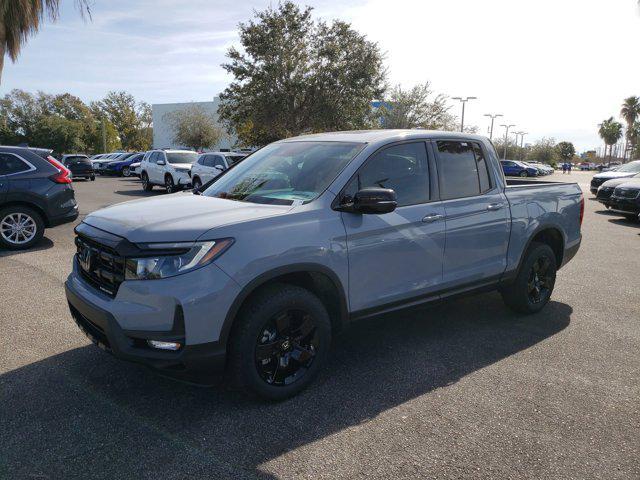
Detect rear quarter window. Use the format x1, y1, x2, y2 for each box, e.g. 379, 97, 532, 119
0, 153, 32, 175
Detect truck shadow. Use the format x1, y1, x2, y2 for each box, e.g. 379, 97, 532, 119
1, 293, 571, 479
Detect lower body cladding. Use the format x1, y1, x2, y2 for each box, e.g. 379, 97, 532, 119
65, 259, 241, 381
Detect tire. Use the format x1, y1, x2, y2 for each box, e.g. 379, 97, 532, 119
90, 175, 96, 181
141, 172, 153, 191
192, 177, 202, 190
0, 206, 45, 250
227, 283, 332, 400
122, 167, 131, 177
501, 242, 557, 314
165, 175, 176, 194
519, 170, 528, 177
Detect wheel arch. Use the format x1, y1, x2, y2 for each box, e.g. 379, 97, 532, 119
220, 263, 349, 348
0, 201, 49, 226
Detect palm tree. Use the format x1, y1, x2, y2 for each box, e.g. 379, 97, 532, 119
0, 1, 91, 83
598, 117, 624, 161
620, 96, 640, 162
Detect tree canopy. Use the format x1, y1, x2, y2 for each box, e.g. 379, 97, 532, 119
217, 1, 386, 147
165, 104, 223, 151
556, 141, 576, 162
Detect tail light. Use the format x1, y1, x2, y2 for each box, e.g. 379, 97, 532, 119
579, 193, 584, 226
46, 156, 72, 184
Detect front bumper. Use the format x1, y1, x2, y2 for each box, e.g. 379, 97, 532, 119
609, 196, 640, 216
65, 258, 242, 379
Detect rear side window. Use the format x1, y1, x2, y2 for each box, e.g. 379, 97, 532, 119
348, 142, 430, 207
436, 141, 488, 200
472, 143, 492, 192
0, 153, 31, 175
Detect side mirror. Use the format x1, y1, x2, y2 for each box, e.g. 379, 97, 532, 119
157, 160, 166, 166
351, 188, 397, 214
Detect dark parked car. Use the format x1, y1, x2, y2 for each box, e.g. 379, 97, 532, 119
61, 154, 95, 181
0, 146, 78, 249
608, 179, 640, 221
595, 173, 640, 208
104, 152, 143, 177
590, 160, 640, 194
500, 159, 538, 177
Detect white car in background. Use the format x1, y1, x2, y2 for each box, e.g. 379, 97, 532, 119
190, 151, 248, 190
140, 149, 199, 193
526, 161, 554, 175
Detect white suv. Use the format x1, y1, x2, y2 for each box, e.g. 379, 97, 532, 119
190, 151, 247, 190
140, 150, 199, 193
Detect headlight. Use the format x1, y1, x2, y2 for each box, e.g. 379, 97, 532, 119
125, 239, 233, 280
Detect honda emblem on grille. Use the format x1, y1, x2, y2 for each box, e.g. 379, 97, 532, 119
78, 244, 93, 272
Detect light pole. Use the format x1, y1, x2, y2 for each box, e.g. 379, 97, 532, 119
484, 113, 503, 140
500, 124, 516, 159
452, 96, 477, 132
519, 132, 528, 160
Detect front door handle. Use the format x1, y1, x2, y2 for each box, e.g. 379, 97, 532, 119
487, 202, 504, 211
422, 213, 444, 223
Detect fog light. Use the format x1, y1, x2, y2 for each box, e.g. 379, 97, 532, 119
147, 340, 182, 351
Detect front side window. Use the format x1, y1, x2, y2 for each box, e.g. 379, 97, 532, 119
203, 141, 364, 205
436, 141, 481, 200
0, 154, 31, 175
213, 155, 226, 168
345, 142, 430, 207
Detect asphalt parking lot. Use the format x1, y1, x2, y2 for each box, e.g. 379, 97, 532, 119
1, 171, 639, 479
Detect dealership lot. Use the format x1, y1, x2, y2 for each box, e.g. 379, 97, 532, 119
1, 171, 639, 479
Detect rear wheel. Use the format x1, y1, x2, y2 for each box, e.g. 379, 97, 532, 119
141, 172, 153, 191
165, 175, 175, 194
501, 242, 557, 314
228, 284, 331, 400
519, 170, 528, 177
0, 206, 45, 250
90, 175, 96, 181
122, 167, 131, 177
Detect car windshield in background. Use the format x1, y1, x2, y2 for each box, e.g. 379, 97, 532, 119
167, 152, 198, 164
615, 162, 640, 173
203, 141, 364, 205
225, 155, 246, 166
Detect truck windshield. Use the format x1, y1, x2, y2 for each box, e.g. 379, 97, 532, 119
202, 141, 364, 205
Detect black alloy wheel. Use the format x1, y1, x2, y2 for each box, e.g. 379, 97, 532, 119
255, 309, 319, 386
527, 256, 554, 304
165, 175, 175, 194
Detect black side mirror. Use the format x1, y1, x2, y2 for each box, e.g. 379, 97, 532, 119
350, 188, 397, 214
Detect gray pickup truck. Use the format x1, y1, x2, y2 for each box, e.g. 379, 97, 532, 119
65, 130, 583, 399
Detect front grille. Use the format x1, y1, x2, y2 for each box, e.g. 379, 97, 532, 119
69, 304, 111, 350
75, 235, 125, 297
613, 188, 640, 199
591, 177, 606, 187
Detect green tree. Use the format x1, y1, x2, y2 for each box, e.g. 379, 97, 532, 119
556, 141, 576, 163
165, 104, 223, 151
92, 91, 152, 150
598, 117, 624, 161
0, 1, 91, 83
620, 96, 640, 161
377, 83, 458, 130
31, 115, 86, 153
218, 2, 385, 146
526, 138, 559, 167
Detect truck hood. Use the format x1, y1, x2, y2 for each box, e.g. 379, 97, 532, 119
601, 176, 640, 188
82, 193, 292, 243
593, 171, 637, 180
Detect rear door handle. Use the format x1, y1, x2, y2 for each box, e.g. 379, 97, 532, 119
487, 203, 504, 211
422, 213, 444, 223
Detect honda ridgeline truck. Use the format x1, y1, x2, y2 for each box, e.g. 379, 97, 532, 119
65, 130, 583, 399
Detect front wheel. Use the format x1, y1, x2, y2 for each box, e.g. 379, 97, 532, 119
141, 172, 153, 191
228, 284, 332, 400
192, 177, 202, 190
501, 242, 557, 314
0, 206, 45, 250
165, 175, 175, 194
90, 175, 96, 181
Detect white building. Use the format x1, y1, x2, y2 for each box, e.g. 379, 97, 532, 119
152, 99, 236, 150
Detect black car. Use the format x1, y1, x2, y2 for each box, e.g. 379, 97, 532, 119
61, 154, 95, 181
0, 146, 79, 249
609, 179, 640, 221
595, 173, 640, 208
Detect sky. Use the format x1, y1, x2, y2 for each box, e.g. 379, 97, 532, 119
2, 0, 639, 151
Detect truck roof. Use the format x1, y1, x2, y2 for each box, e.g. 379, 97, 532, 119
282, 129, 489, 144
